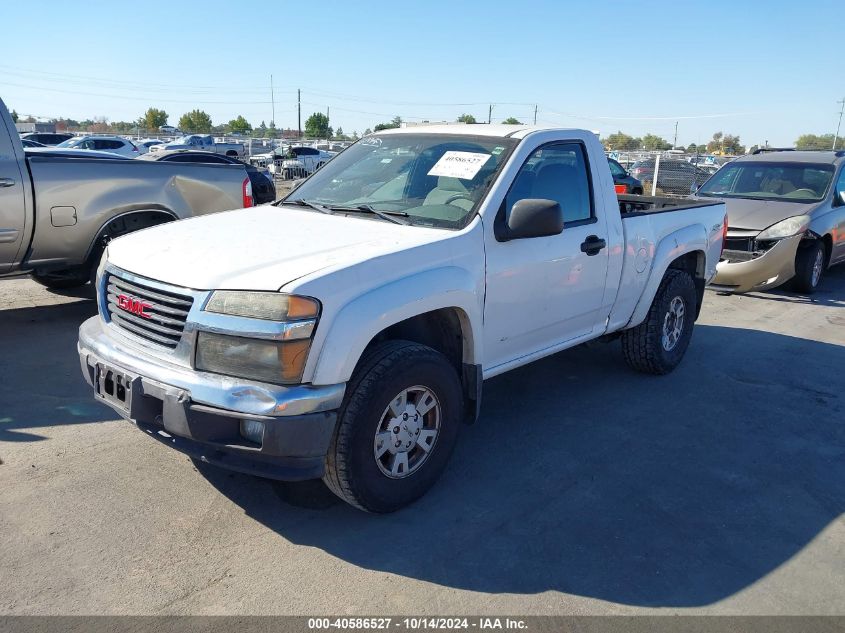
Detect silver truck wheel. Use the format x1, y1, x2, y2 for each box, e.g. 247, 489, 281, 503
622, 269, 697, 375
374, 386, 441, 478
323, 340, 462, 513
661, 296, 686, 352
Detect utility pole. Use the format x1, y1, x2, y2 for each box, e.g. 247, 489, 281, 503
673, 121, 678, 148
833, 97, 844, 150
270, 75, 275, 128
533, 104, 538, 125
326, 106, 330, 141
297, 89, 302, 138
488, 104, 493, 124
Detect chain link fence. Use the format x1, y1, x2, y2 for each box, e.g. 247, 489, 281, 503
608, 150, 733, 197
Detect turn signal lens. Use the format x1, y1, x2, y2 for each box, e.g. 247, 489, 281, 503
205, 291, 319, 321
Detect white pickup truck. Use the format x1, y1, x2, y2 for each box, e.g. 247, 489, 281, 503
78, 126, 727, 512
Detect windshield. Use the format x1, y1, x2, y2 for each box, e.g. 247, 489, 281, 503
56, 138, 82, 148
698, 162, 834, 202
283, 133, 518, 229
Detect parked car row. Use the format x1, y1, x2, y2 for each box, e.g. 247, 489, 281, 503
249, 144, 337, 179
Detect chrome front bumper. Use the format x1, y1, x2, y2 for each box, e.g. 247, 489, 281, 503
711, 234, 802, 294
78, 316, 345, 417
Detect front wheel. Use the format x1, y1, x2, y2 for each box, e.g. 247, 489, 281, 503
621, 269, 697, 375
323, 340, 463, 513
790, 240, 825, 294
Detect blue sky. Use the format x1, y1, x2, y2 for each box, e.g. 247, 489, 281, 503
1, 0, 840, 146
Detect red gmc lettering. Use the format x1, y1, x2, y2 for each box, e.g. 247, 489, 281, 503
117, 294, 152, 319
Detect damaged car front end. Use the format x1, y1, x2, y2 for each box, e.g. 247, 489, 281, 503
712, 216, 813, 293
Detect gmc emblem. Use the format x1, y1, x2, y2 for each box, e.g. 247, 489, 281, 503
117, 294, 152, 319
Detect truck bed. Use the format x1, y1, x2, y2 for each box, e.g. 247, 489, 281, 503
618, 194, 722, 217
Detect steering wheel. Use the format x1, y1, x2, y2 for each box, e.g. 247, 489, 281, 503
443, 193, 474, 206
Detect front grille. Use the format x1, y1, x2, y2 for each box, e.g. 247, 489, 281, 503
724, 237, 754, 252
106, 273, 193, 349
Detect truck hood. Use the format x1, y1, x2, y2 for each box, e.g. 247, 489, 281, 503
106, 205, 447, 291
718, 196, 818, 231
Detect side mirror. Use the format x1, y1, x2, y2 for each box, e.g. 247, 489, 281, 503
498, 198, 565, 241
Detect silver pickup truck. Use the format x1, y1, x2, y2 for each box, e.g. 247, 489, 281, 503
150, 135, 245, 159
0, 98, 255, 288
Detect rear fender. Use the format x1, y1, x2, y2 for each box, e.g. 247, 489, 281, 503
626, 224, 708, 328
308, 266, 482, 386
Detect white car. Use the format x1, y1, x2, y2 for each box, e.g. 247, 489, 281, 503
56, 136, 140, 158
271, 146, 336, 178
135, 139, 165, 155
159, 125, 180, 134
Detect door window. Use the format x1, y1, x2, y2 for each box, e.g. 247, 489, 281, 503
608, 159, 626, 178
504, 143, 593, 224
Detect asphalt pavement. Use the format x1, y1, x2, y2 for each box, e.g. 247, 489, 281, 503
1, 270, 844, 615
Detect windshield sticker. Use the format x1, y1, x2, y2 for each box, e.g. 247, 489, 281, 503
428, 151, 492, 180
491, 146, 505, 156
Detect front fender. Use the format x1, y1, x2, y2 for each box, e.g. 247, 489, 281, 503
309, 266, 482, 386
626, 223, 709, 328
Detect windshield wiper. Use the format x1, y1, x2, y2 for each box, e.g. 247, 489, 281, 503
326, 204, 410, 225
285, 199, 334, 214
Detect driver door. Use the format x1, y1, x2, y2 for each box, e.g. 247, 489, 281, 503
483, 141, 610, 371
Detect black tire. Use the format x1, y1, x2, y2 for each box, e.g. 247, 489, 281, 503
790, 240, 825, 294
621, 269, 697, 375
323, 340, 463, 513
31, 267, 91, 290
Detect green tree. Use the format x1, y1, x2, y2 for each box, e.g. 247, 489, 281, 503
602, 130, 641, 150
641, 133, 672, 151
267, 121, 279, 139
373, 116, 402, 132
255, 121, 267, 138
228, 115, 252, 134
706, 131, 744, 155
178, 109, 213, 133
10, 109, 18, 123
502, 117, 523, 124
111, 121, 135, 133
363, 127, 373, 136
795, 133, 844, 150
457, 113, 477, 124
687, 143, 698, 153
141, 107, 168, 131
304, 112, 332, 138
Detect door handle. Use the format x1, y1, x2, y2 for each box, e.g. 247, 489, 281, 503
0, 177, 15, 188
580, 235, 607, 256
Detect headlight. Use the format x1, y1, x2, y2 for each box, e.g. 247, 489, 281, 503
198, 291, 319, 384
205, 291, 318, 320
196, 332, 311, 385
756, 215, 811, 241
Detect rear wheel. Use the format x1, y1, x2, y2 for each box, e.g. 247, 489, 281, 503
323, 340, 462, 513
791, 240, 825, 294
621, 269, 697, 375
